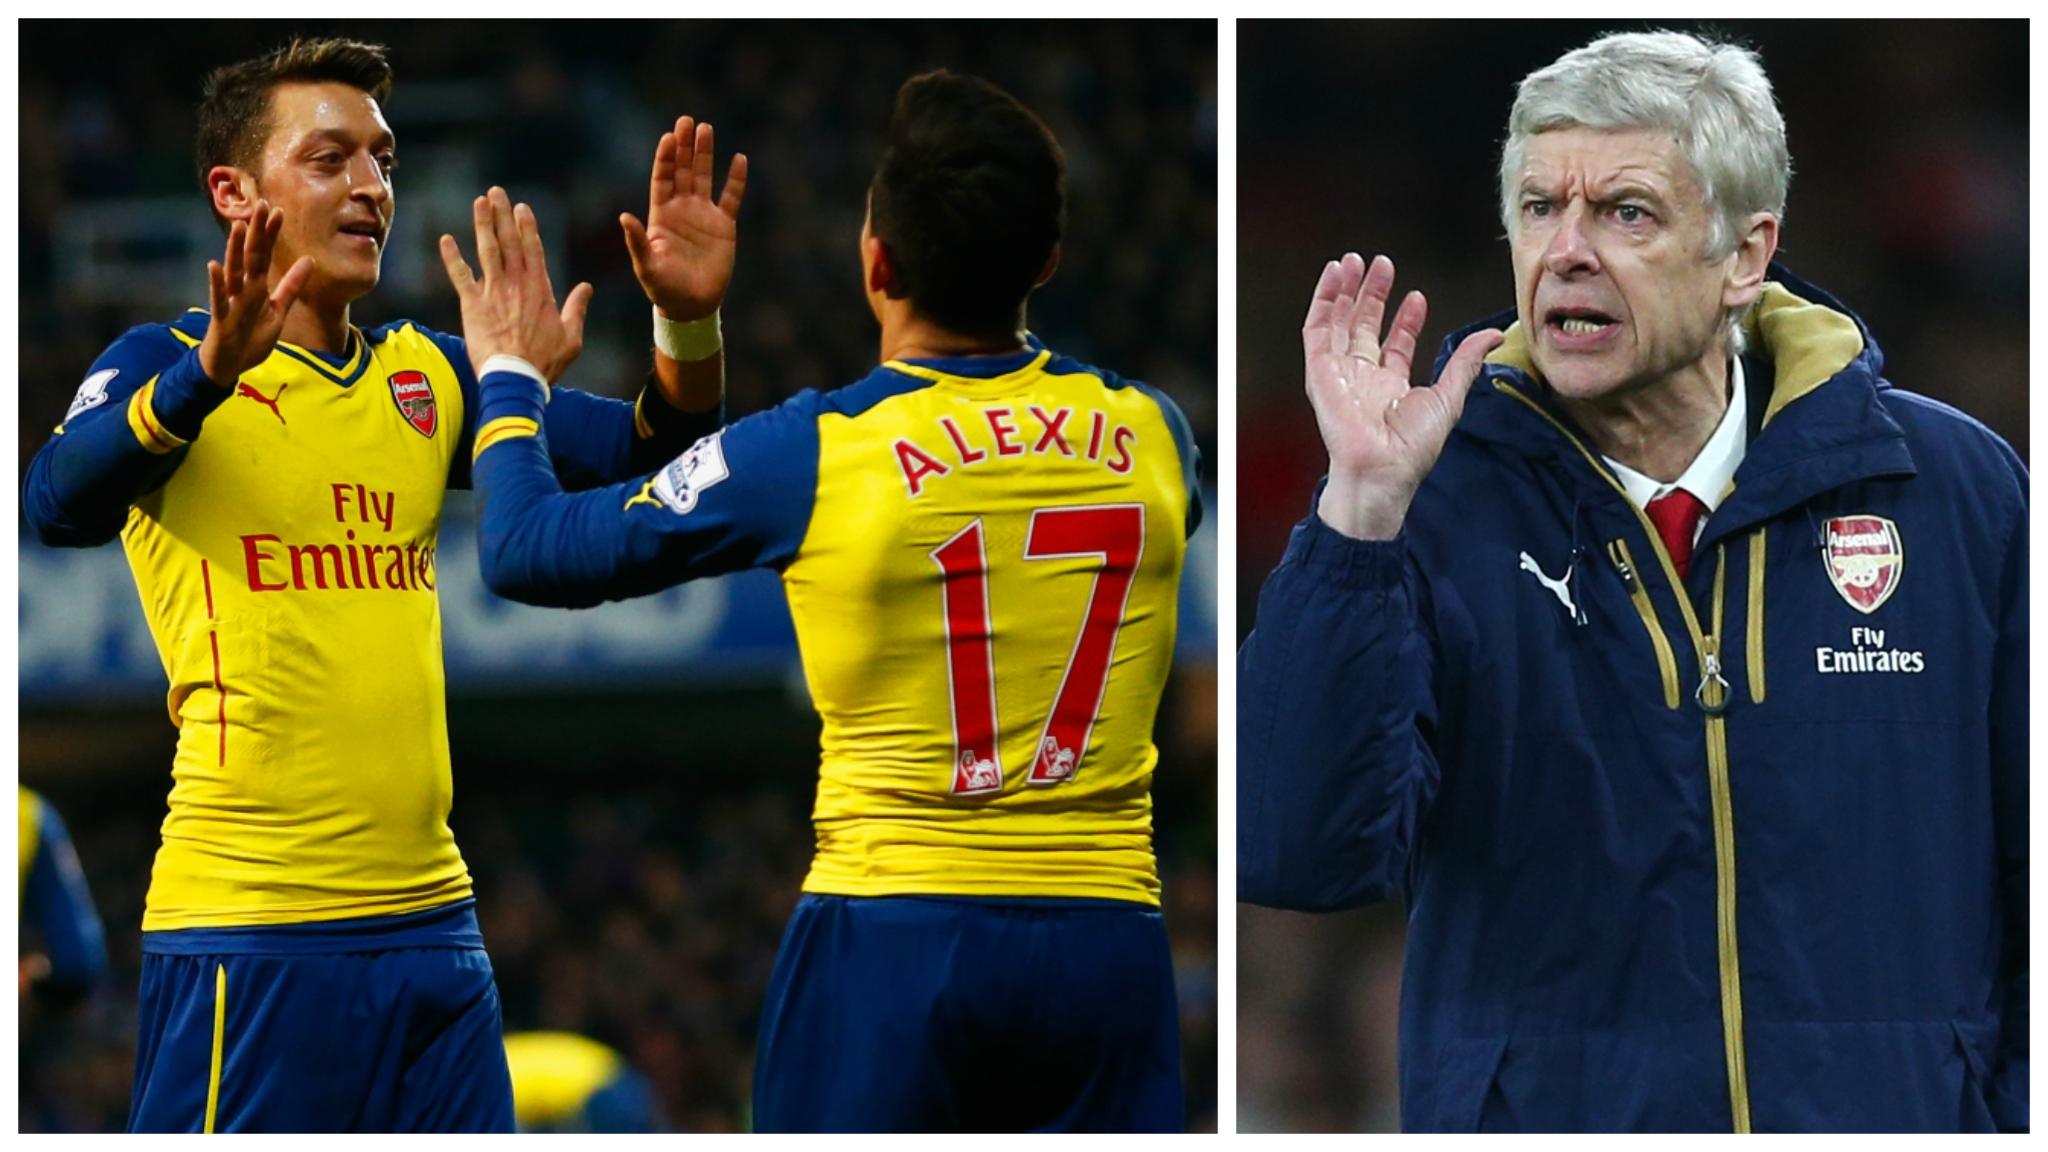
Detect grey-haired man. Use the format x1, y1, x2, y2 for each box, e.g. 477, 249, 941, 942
1240, 30, 2026, 1133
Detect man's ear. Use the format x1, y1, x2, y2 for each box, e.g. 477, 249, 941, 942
866, 234, 901, 298
207, 166, 259, 225
1035, 243, 1061, 288
1722, 213, 1779, 311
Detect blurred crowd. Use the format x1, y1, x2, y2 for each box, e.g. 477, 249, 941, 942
19, 19, 1217, 476
21, 677, 1218, 1132
1236, 20, 2027, 1132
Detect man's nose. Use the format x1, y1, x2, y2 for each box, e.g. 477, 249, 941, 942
348, 153, 391, 202
1543, 202, 1599, 276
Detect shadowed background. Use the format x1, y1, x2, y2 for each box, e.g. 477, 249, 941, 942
1236, 18, 2025, 1133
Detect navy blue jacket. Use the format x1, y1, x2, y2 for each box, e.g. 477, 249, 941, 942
1239, 269, 2026, 1132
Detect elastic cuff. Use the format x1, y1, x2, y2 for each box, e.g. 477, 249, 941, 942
477, 356, 550, 426
478, 354, 549, 397
653, 306, 722, 362
149, 349, 235, 441
1288, 514, 1409, 591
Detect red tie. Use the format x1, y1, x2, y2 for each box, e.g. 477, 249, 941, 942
1645, 489, 1708, 580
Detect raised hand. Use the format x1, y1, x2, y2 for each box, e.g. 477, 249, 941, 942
1303, 253, 1503, 540
197, 201, 314, 389
439, 187, 594, 383
621, 116, 748, 322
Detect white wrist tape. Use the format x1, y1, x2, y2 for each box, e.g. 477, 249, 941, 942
478, 354, 550, 402
653, 306, 723, 362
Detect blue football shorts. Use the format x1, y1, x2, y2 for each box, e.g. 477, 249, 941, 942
754, 893, 1183, 1132
127, 900, 513, 1133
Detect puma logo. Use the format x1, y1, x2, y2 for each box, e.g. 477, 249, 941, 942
237, 381, 288, 425
1519, 551, 1580, 621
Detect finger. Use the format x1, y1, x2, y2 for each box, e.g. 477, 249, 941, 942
620, 213, 652, 280
515, 201, 551, 297
438, 234, 477, 297
1302, 259, 1346, 350
489, 187, 523, 278
223, 219, 247, 296
718, 151, 749, 219
692, 121, 716, 201
673, 116, 696, 199
560, 281, 594, 346
1333, 252, 1367, 300
1320, 253, 1370, 358
473, 195, 502, 282
650, 129, 677, 209
207, 259, 227, 319
1420, 326, 1506, 429
246, 202, 280, 284
1380, 290, 1428, 378
1347, 254, 1396, 364
269, 256, 315, 313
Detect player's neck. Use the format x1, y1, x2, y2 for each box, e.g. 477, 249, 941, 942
880, 315, 1026, 364
278, 298, 353, 357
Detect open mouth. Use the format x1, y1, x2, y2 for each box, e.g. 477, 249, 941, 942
338, 221, 385, 244
1545, 307, 1620, 340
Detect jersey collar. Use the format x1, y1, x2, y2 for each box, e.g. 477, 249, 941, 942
883, 331, 1050, 382
273, 327, 370, 387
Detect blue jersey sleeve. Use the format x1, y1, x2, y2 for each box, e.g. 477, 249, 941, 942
22, 319, 233, 547
24, 802, 110, 1003
1237, 502, 1446, 912
425, 328, 724, 491
469, 365, 817, 608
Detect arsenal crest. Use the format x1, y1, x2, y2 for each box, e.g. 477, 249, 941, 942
388, 370, 437, 438
1822, 515, 1903, 614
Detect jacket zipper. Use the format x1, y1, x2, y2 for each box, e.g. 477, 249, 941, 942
1495, 380, 1754, 1132
1702, 550, 1747, 1132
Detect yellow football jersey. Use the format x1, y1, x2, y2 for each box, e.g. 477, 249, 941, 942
477, 342, 1201, 905
793, 351, 1193, 904
29, 310, 706, 933
113, 314, 473, 929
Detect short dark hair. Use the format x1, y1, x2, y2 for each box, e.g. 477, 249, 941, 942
869, 70, 1066, 339
195, 37, 392, 221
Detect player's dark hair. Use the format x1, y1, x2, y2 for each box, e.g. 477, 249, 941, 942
195, 37, 393, 228
869, 70, 1066, 340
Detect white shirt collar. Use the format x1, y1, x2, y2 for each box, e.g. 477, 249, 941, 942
1604, 355, 1748, 514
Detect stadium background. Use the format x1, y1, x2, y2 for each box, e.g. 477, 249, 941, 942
16, 20, 1218, 1132
1236, 19, 2027, 1132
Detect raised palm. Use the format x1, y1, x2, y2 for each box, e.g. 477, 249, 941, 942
622, 116, 748, 322
1303, 253, 1502, 539
198, 201, 313, 389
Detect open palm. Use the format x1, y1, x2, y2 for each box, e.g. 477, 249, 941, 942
198, 201, 313, 388
1303, 253, 1502, 538
622, 116, 748, 322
